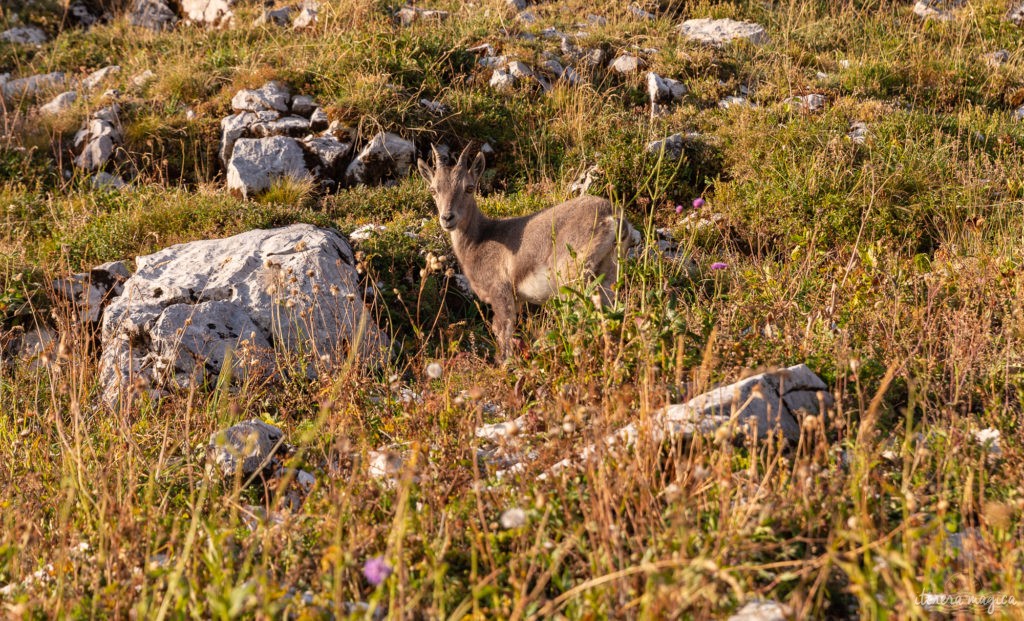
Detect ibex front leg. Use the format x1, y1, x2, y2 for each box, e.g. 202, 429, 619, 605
489, 285, 518, 360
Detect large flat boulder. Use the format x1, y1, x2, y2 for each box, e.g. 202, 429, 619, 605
678, 18, 766, 46
99, 224, 389, 406
660, 364, 829, 442
543, 365, 832, 477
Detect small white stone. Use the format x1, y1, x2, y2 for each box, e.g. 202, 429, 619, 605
608, 54, 643, 74
972, 427, 1001, 454
490, 68, 516, 90
83, 65, 121, 91
499, 507, 527, 529
132, 70, 157, 87
293, 2, 317, 29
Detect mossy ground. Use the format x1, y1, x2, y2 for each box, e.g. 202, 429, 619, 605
1, 0, 1024, 618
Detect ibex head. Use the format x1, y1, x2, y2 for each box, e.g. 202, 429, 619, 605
417, 143, 485, 232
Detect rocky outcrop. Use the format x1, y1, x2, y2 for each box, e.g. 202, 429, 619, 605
98, 224, 389, 406
221, 83, 387, 195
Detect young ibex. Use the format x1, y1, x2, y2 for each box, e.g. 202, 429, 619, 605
418, 144, 637, 358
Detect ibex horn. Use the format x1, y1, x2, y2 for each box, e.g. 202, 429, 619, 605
456, 142, 475, 167
430, 144, 442, 167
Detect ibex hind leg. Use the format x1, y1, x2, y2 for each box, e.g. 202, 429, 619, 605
594, 253, 618, 306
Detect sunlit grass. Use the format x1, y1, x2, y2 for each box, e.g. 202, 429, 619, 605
1, 0, 1023, 617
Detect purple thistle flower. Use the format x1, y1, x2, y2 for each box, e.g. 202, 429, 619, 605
363, 556, 392, 586
692, 197, 705, 209
710, 262, 728, 271
675, 204, 684, 214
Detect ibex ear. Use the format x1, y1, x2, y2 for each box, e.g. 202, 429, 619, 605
469, 151, 486, 181
416, 158, 433, 184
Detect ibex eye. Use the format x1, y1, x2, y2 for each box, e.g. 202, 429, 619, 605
465, 185, 475, 193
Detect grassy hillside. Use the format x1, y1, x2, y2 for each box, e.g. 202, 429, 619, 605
2, 0, 1023, 617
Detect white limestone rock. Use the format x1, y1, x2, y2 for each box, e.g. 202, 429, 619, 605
302, 135, 352, 178
608, 54, 644, 74
0, 27, 48, 45
913, 0, 961, 21
647, 72, 686, 115
1009, 2, 1024, 25
255, 6, 293, 26
129, 0, 179, 31
250, 115, 311, 138
231, 81, 291, 113
395, 6, 449, 25
83, 65, 121, 91
2, 72, 67, 100
99, 224, 389, 405
226, 136, 310, 198
181, 0, 235, 26
344, 132, 416, 186
74, 106, 122, 171
290, 94, 317, 116
208, 419, 288, 480
309, 107, 329, 131
39, 91, 77, 116
293, 1, 318, 29
784, 93, 825, 112
51, 260, 131, 323
490, 68, 516, 89
545, 365, 832, 477
132, 70, 157, 88
679, 18, 767, 46
728, 600, 793, 621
